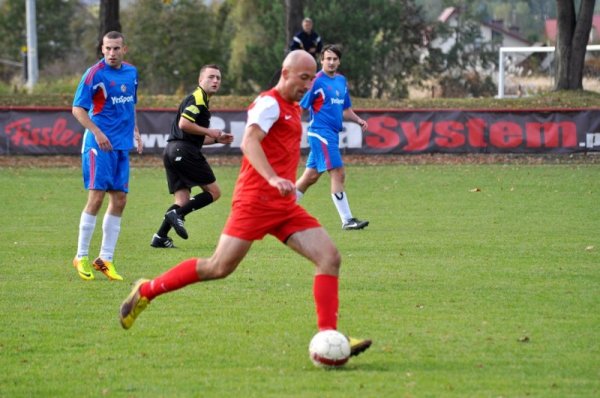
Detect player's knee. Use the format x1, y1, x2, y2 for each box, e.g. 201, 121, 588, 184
114, 196, 127, 211
319, 246, 341, 274
203, 183, 221, 202
302, 174, 318, 188
209, 187, 221, 201
308, 172, 321, 185
330, 248, 341, 269
85, 194, 106, 214
330, 168, 345, 184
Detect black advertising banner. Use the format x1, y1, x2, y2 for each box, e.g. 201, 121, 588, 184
2, 107, 600, 155
0, 108, 83, 155
364, 109, 600, 154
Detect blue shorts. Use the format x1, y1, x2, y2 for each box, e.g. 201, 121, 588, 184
305, 129, 343, 172
82, 148, 130, 192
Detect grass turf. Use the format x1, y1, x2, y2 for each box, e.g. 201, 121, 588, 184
0, 162, 598, 397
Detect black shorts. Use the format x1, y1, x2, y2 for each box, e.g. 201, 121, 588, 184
163, 140, 216, 194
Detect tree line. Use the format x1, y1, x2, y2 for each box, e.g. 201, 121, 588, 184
0, 0, 595, 97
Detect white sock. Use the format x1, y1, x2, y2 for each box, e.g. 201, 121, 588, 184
99, 214, 121, 261
76, 212, 96, 258
331, 192, 352, 223
296, 189, 304, 203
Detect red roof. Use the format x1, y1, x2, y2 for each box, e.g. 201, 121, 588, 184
438, 7, 529, 45
545, 15, 600, 43
438, 7, 458, 23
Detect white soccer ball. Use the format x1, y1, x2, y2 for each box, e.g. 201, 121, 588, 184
308, 330, 351, 368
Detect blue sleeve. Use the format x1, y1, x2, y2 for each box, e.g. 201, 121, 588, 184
72, 69, 93, 110
343, 89, 352, 110
133, 69, 138, 105
299, 87, 313, 110
300, 78, 319, 110
343, 78, 352, 110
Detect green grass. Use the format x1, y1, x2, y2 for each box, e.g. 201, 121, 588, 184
0, 162, 599, 397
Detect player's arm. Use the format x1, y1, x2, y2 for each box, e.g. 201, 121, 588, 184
241, 124, 295, 196
133, 111, 143, 154
343, 108, 368, 132
290, 35, 303, 51
72, 106, 112, 151
179, 117, 233, 145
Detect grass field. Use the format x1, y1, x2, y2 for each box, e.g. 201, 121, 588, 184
1, 161, 599, 397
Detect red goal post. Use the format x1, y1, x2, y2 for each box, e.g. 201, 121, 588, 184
497, 45, 600, 98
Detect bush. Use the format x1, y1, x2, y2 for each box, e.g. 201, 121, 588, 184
439, 72, 497, 98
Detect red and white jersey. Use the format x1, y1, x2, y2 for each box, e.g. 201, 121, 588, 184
233, 88, 302, 208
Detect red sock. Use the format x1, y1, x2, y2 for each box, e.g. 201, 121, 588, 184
141, 258, 200, 301
313, 274, 339, 331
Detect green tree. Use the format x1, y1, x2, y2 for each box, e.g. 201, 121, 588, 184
0, 0, 92, 80
306, 0, 432, 99
226, 0, 437, 99
226, 0, 286, 93
434, 3, 499, 97
122, 0, 232, 94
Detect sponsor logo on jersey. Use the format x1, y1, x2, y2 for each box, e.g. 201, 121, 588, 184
111, 95, 134, 105
330, 98, 344, 105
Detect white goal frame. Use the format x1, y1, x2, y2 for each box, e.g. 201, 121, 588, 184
497, 44, 600, 98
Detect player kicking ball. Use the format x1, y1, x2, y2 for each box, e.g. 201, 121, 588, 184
119, 50, 371, 360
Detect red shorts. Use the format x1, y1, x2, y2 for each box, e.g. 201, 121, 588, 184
223, 200, 321, 242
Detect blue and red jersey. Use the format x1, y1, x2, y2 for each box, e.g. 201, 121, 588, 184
73, 58, 138, 151
300, 70, 351, 133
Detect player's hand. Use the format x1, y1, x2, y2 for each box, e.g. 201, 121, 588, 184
135, 130, 143, 154
94, 131, 112, 151
357, 118, 368, 132
209, 128, 223, 140
269, 176, 295, 196
215, 131, 234, 145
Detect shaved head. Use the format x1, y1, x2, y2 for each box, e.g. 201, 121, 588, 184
283, 49, 316, 71
277, 50, 317, 102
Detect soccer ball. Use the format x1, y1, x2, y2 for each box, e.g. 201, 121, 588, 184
308, 330, 351, 368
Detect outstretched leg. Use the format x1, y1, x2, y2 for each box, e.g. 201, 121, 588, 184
120, 234, 252, 329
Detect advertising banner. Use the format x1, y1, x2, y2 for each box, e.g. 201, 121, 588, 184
2, 107, 600, 155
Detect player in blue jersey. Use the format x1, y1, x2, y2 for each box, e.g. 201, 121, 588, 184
295, 45, 369, 230
71, 31, 143, 281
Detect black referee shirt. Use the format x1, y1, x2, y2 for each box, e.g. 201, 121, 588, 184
168, 86, 211, 146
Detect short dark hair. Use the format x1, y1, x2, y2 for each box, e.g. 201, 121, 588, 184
199, 64, 221, 80
200, 64, 220, 74
321, 44, 342, 60
103, 31, 125, 42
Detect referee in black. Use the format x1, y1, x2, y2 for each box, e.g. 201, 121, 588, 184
151, 64, 234, 248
